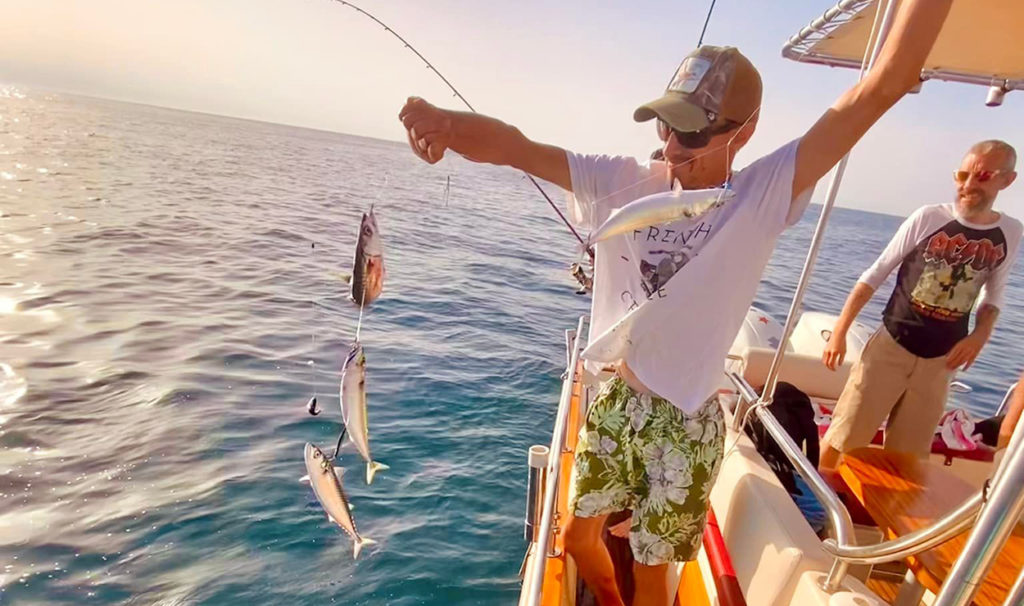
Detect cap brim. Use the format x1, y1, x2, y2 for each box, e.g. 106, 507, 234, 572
633, 94, 710, 131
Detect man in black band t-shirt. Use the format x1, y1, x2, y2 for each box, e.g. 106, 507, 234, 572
820, 140, 1021, 469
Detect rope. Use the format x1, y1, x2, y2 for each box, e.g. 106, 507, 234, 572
330, 0, 591, 256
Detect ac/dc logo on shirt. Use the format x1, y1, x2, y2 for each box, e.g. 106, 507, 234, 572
922, 231, 1006, 271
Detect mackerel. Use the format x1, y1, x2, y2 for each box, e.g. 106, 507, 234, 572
301, 443, 376, 559
339, 341, 389, 484
587, 187, 735, 247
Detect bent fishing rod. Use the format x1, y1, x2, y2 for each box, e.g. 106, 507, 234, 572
329, 0, 592, 260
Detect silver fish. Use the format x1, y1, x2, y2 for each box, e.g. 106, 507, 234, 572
301, 443, 376, 559
586, 187, 735, 247
340, 341, 389, 484
350, 206, 385, 306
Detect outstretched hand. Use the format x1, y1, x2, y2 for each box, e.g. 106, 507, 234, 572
399, 97, 452, 164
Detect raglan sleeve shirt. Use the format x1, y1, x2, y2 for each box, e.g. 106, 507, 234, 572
977, 216, 1023, 311
858, 207, 929, 290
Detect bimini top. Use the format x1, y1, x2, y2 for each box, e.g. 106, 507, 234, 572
783, 0, 1024, 97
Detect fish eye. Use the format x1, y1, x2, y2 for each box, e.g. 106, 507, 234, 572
362, 226, 373, 236
313, 450, 321, 458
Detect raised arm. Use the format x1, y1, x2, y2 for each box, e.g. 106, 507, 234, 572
398, 97, 571, 191
793, 0, 954, 198
822, 282, 876, 371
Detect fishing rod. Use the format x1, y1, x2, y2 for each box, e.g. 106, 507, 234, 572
329, 0, 592, 260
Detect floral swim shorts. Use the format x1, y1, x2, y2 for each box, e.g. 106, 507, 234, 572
568, 377, 725, 565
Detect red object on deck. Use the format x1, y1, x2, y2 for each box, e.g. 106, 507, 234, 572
702, 507, 747, 606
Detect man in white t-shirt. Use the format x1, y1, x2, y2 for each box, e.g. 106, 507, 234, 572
821, 141, 1020, 469
399, 2, 952, 603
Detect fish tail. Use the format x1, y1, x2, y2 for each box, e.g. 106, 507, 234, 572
353, 536, 377, 560
366, 460, 389, 485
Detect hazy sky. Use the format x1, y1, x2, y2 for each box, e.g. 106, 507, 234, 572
2, 0, 1022, 215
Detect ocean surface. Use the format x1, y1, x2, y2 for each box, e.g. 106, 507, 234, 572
0, 89, 1020, 605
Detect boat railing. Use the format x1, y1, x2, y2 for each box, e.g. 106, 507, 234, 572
727, 370, 1024, 603
996, 382, 1017, 417
522, 315, 588, 606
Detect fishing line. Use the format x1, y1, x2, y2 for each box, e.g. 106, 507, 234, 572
307, 241, 321, 415
329, 0, 590, 257
332, 425, 349, 460
354, 285, 367, 342
697, 0, 718, 47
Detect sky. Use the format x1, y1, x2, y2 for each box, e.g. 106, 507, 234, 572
1, 0, 1022, 216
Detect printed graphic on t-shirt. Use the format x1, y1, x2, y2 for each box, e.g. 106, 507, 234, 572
884, 219, 1008, 357
909, 230, 1005, 319
620, 220, 715, 300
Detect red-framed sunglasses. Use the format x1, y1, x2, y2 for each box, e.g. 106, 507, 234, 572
953, 169, 1005, 183
657, 118, 740, 149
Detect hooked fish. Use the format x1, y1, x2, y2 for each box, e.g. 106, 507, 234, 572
586, 187, 735, 247
340, 341, 389, 484
349, 206, 385, 306
300, 443, 376, 559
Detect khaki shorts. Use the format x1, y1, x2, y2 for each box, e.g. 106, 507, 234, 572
824, 328, 953, 455
568, 378, 724, 565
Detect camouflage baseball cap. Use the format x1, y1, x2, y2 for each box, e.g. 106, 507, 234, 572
634, 46, 762, 132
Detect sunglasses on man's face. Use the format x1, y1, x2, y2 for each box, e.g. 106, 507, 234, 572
657, 118, 739, 149
953, 169, 1004, 184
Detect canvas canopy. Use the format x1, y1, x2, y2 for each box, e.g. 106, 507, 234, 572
783, 0, 1024, 93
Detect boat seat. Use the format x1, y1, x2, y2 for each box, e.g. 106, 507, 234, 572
710, 418, 834, 606
738, 346, 853, 402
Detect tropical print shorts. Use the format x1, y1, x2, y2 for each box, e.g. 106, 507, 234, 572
568, 377, 725, 565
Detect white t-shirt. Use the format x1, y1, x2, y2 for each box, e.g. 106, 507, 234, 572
567, 140, 812, 413
858, 203, 1022, 357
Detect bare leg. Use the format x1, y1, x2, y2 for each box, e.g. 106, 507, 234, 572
564, 513, 625, 606
632, 561, 670, 606
819, 442, 842, 470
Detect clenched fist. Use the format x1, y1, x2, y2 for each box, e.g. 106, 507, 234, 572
399, 97, 452, 164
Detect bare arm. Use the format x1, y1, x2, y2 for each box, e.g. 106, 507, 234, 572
946, 303, 1000, 370
793, 0, 954, 199
398, 97, 571, 191
972, 303, 1000, 341
822, 282, 875, 370
999, 371, 1024, 449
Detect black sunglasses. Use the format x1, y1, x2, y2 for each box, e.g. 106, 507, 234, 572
657, 118, 740, 149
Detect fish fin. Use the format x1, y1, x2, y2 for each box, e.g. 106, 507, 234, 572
353, 536, 377, 560
327, 514, 337, 524
366, 461, 389, 485
299, 475, 310, 484
330, 272, 352, 284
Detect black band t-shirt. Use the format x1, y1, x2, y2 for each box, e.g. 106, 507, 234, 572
858, 204, 1021, 358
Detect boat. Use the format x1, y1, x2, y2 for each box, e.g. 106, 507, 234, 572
518, 1, 1024, 605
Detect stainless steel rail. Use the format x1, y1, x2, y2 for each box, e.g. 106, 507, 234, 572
996, 382, 1017, 417
757, 0, 897, 418
1004, 565, 1024, 606
821, 491, 981, 565
934, 393, 1024, 606
727, 372, 987, 584
522, 315, 587, 606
